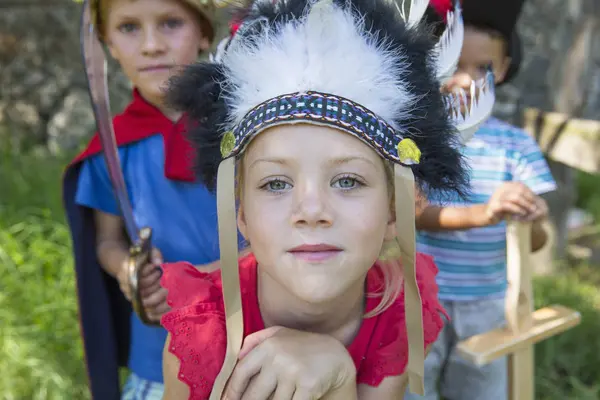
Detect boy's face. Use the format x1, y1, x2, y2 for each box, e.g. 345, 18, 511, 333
105, 0, 210, 107
444, 25, 511, 93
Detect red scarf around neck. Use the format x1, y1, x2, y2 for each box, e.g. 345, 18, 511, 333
70, 89, 195, 182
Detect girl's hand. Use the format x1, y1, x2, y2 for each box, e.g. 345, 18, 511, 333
223, 326, 356, 400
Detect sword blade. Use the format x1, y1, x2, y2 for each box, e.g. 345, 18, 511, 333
80, 0, 140, 246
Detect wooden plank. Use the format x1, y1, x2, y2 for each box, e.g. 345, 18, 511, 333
505, 222, 534, 333
522, 107, 600, 174
456, 305, 581, 366
508, 347, 535, 400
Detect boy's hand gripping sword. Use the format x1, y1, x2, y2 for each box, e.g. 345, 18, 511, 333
80, 0, 159, 327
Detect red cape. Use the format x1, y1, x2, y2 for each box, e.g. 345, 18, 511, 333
70, 89, 195, 182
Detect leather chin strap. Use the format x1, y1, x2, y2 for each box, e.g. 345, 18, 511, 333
210, 158, 243, 400
394, 164, 425, 395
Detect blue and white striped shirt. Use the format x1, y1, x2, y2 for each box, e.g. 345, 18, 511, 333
417, 117, 557, 301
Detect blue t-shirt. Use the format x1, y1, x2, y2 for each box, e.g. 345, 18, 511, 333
417, 118, 557, 301
75, 134, 224, 383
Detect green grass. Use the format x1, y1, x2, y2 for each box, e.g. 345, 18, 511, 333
0, 146, 89, 400
1, 146, 600, 399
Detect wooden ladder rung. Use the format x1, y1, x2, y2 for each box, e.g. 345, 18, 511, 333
456, 305, 581, 366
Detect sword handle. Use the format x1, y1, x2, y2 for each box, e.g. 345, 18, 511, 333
128, 227, 161, 327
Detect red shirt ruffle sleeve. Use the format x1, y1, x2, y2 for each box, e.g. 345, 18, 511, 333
357, 253, 448, 386
160, 264, 228, 398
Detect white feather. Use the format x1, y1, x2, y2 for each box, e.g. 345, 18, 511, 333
220, 0, 416, 131
434, 4, 464, 81
397, 0, 428, 28
446, 70, 496, 144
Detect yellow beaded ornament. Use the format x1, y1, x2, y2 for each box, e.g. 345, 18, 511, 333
397, 138, 421, 165
220, 131, 236, 157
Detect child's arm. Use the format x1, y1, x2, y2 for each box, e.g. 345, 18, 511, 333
162, 334, 190, 400
356, 375, 407, 399
94, 210, 169, 320
415, 187, 485, 231
416, 183, 549, 252
94, 210, 133, 298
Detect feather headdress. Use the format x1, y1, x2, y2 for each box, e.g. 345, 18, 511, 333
168, 0, 495, 397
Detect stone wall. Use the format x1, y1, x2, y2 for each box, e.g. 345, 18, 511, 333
0, 1, 599, 153
494, 0, 600, 122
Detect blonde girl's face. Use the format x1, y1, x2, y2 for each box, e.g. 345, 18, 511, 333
104, 0, 210, 108
238, 124, 396, 305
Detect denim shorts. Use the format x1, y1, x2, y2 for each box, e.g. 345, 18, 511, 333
404, 298, 508, 400
122, 373, 164, 400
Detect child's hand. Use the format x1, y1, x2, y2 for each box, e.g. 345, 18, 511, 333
116, 247, 170, 322
482, 182, 548, 225
223, 326, 356, 400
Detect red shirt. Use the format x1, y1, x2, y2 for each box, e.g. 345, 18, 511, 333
161, 253, 447, 399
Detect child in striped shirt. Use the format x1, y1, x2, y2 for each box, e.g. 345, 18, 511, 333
407, 1, 557, 399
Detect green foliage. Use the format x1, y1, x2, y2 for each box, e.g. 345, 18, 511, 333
534, 262, 600, 399
1, 145, 599, 399
577, 171, 600, 221
0, 147, 89, 400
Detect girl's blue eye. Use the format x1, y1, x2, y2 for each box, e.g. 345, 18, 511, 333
263, 180, 291, 192
332, 176, 361, 189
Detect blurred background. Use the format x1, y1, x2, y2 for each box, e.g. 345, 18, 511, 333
0, 0, 599, 399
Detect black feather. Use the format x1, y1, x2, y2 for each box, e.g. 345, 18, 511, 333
166, 62, 229, 190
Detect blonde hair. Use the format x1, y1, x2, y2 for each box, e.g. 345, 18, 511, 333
364, 161, 404, 318
236, 158, 405, 319
97, 0, 215, 42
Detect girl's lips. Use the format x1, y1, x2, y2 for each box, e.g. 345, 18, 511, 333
288, 244, 343, 262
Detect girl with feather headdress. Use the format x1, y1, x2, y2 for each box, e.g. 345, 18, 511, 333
158, 0, 494, 399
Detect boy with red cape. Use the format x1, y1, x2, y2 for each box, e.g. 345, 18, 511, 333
62, 0, 240, 398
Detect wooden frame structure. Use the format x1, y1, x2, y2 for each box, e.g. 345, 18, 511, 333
521, 107, 600, 261
456, 221, 581, 400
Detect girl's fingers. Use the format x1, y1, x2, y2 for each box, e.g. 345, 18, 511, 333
291, 388, 315, 400
239, 370, 277, 400
239, 327, 284, 359
271, 382, 296, 400
224, 347, 265, 400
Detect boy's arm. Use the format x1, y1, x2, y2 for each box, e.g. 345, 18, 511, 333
415, 189, 486, 231
416, 203, 486, 231
416, 185, 550, 252
94, 210, 135, 299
